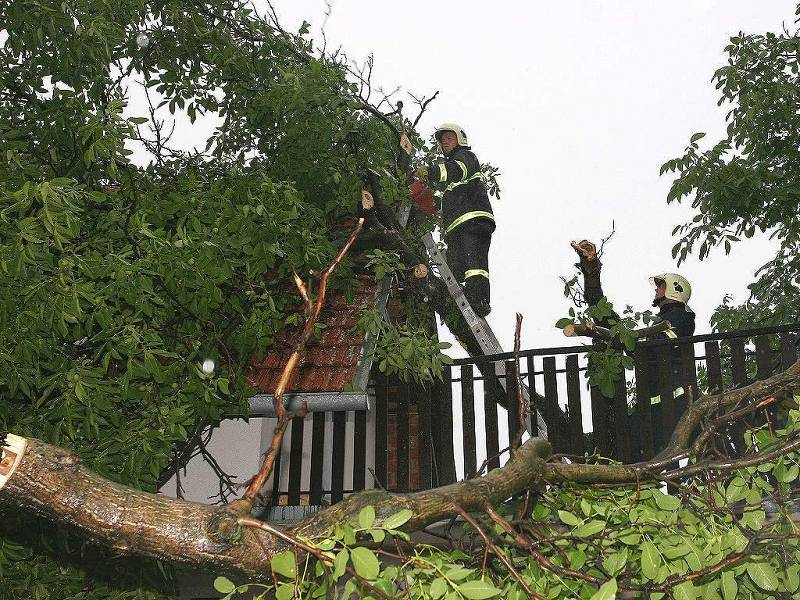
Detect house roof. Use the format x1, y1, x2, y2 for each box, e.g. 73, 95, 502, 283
247, 277, 380, 394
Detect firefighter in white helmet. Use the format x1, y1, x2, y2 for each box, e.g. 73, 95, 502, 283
414, 123, 495, 317
633, 272, 696, 457
650, 273, 694, 337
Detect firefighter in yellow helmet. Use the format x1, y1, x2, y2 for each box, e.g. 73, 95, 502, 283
414, 123, 495, 317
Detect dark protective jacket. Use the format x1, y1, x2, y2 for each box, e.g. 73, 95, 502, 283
646, 301, 696, 400
426, 145, 495, 236
652, 302, 695, 339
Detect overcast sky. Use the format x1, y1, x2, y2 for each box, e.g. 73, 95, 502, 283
266, 0, 794, 356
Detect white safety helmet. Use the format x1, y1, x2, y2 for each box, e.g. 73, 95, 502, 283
435, 123, 468, 149
650, 273, 692, 304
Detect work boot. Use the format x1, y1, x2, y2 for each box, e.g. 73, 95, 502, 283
472, 299, 491, 318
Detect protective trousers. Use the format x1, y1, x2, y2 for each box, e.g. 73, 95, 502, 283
444, 218, 493, 308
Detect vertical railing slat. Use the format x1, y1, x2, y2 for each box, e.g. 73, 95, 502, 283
434, 366, 456, 485
590, 386, 612, 457
656, 346, 677, 447
526, 356, 538, 434
565, 354, 585, 457
484, 364, 501, 471
461, 365, 477, 479
352, 410, 366, 492
633, 346, 654, 461
730, 338, 749, 387
309, 412, 326, 505
270, 437, 283, 506
704, 341, 723, 394
612, 374, 631, 462
781, 332, 798, 369
728, 338, 750, 455
679, 341, 699, 401
330, 411, 346, 504
754, 335, 773, 381
542, 357, 562, 453
287, 416, 304, 505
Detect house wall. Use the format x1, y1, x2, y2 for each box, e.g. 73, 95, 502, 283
160, 389, 377, 511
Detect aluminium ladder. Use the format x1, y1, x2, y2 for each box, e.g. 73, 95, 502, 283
422, 233, 548, 438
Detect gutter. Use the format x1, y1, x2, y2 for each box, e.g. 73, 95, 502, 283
248, 391, 369, 416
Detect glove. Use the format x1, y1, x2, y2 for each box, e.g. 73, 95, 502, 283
414, 165, 429, 180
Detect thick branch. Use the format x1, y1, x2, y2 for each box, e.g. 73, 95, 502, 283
242, 218, 365, 504
546, 359, 800, 484
563, 319, 671, 340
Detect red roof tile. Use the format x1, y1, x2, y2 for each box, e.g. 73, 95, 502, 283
247, 278, 379, 394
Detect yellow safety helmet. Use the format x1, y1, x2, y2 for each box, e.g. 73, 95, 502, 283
435, 123, 469, 149
650, 273, 692, 304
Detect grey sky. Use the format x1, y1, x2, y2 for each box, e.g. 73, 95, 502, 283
270, 0, 794, 356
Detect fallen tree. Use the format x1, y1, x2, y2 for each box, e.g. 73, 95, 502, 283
2, 355, 799, 595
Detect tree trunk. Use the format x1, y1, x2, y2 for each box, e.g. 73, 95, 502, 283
1, 434, 551, 578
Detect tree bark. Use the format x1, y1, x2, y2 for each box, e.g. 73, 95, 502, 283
0, 433, 551, 578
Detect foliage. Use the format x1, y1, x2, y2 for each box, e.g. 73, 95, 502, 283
364, 248, 405, 281
663, 5, 800, 328
219, 396, 800, 599
0, 0, 433, 595
356, 306, 452, 384
556, 297, 639, 398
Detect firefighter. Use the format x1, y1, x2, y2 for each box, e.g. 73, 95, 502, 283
639, 273, 695, 454
414, 123, 495, 317
650, 273, 695, 338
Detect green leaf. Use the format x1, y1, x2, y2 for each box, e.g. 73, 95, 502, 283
740, 508, 765, 530
358, 505, 376, 529
673, 581, 697, 600
275, 583, 294, 600
652, 491, 681, 511
690, 132, 706, 143
350, 546, 380, 580
574, 519, 605, 537
430, 578, 448, 599
368, 528, 385, 543
213, 576, 236, 594
786, 564, 800, 593
602, 547, 628, 577
382, 508, 413, 530
445, 567, 473, 582
589, 579, 617, 600
746, 562, 779, 591
270, 550, 296, 579
721, 570, 738, 600
333, 549, 349, 579
316, 538, 336, 551
457, 580, 502, 599
558, 510, 581, 526
641, 541, 661, 580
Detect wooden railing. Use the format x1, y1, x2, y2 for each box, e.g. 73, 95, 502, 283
265, 324, 799, 511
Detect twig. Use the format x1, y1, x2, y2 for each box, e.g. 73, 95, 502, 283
410, 91, 439, 129
237, 518, 393, 600
511, 313, 527, 452
453, 506, 545, 600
